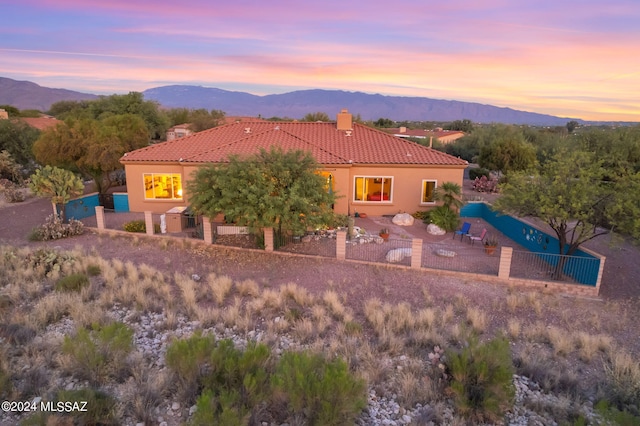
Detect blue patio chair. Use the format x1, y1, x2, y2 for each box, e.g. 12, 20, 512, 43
453, 222, 471, 241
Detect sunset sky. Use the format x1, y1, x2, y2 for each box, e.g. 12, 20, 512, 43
2, 0, 639, 122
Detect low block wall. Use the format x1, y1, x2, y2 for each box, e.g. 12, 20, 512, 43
62, 193, 100, 220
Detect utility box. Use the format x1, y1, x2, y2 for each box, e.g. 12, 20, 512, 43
166, 206, 187, 233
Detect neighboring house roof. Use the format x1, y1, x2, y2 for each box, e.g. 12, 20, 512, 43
18, 116, 61, 131
383, 128, 465, 141
121, 120, 468, 167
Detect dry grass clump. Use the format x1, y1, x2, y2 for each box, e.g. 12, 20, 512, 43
507, 318, 521, 339
236, 278, 260, 297
415, 307, 437, 330
31, 292, 79, 329
280, 282, 313, 307
547, 326, 574, 357
323, 290, 347, 320
576, 332, 612, 362
207, 273, 234, 305
466, 307, 487, 333
293, 318, 316, 342
122, 355, 170, 424
174, 272, 197, 315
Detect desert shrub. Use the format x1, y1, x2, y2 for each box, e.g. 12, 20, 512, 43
86, 264, 102, 276
272, 351, 367, 425
123, 219, 160, 233
446, 334, 515, 422
472, 175, 499, 193
468, 167, 490, 181
595, 400, 640, 425
193, 340, 272, 424
424, 205, 459, 231
165, 331, 218, 395
62, 322, 133, 385
25, 248, 76, 276
123, 219, 146, 233
29, 214, 84, 241
0, 323, 36, 345
54, 388, 118, 425
0, 178, 25, 202
0, 362, 11, 399
168, 335, 365, 426
55, 273, 89, 293
603, 351, 640, 416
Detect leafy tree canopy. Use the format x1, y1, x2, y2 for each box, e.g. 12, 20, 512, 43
478, 136, 537, 174
494, 150, 640, 256
0, 119, 39, 165
187, 147, 337, 236
48, 92, 168, 139
444, 119, 474, 132
33, 114, 149, 193
302, 112, 330, 122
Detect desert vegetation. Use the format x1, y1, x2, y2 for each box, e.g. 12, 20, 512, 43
1, 242, 639, 425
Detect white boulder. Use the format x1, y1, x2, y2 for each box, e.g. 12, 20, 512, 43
392, 213, 415, 226
385, 248, 412, 263
427, 223, 446, 235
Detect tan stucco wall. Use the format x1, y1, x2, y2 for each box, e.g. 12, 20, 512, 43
124, 163, 189, 213
124, 162, 465, 217
342, 164, 465, 216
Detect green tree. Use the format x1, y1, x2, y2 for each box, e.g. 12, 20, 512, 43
49, 92, 168, 140
302, 112, 330, 122
374, 117, 395, 128
478, 137, 537, 174
445, 119, 474, 132
187, 147, 336, 239
0, 119, 40, 165
33, 114, 149, 193
29, 165, 84, 222
186, 108, 226, 132
566, 120, 579, 133
494, 151, 619, 259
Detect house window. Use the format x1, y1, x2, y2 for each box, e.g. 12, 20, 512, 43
421, 180, 437, 204
354, 176, 393, 202
143, 173, 183, 200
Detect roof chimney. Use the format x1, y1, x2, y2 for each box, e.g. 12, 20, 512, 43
399, 126, 407, 133
336, 109, 352, 131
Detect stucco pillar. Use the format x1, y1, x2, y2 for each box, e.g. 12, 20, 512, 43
202, 219, 213, 244
263, 228, 274, 252
144, 211, 154, 236
411, 238, 423, 269
95, 206, 105, 230
498, 246, 513, 279
336, 230, 346, 260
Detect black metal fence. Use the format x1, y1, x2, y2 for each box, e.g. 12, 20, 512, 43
275, 233, 337, 257
510, 250, 600, 286
346, 237, 413, 267
421, 242, 500, 276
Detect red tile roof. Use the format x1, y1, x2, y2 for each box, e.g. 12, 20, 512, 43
19, 116, 61, 131
121, 121, 468, 166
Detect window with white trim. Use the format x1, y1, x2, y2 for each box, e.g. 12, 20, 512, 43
143, 173, 183, 200
354, 176, 393, 202
421, 180, 437, 204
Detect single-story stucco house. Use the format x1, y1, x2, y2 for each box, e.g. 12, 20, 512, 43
119, 109, 468, 217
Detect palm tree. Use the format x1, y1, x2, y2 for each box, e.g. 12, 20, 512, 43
434, 182, 463, 212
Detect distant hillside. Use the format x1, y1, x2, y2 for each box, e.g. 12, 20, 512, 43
0, 77, 98, 111
0, 76, 583, 125
143, 86, 582, 126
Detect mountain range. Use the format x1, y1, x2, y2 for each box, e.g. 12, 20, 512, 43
1, 76, 581, 125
